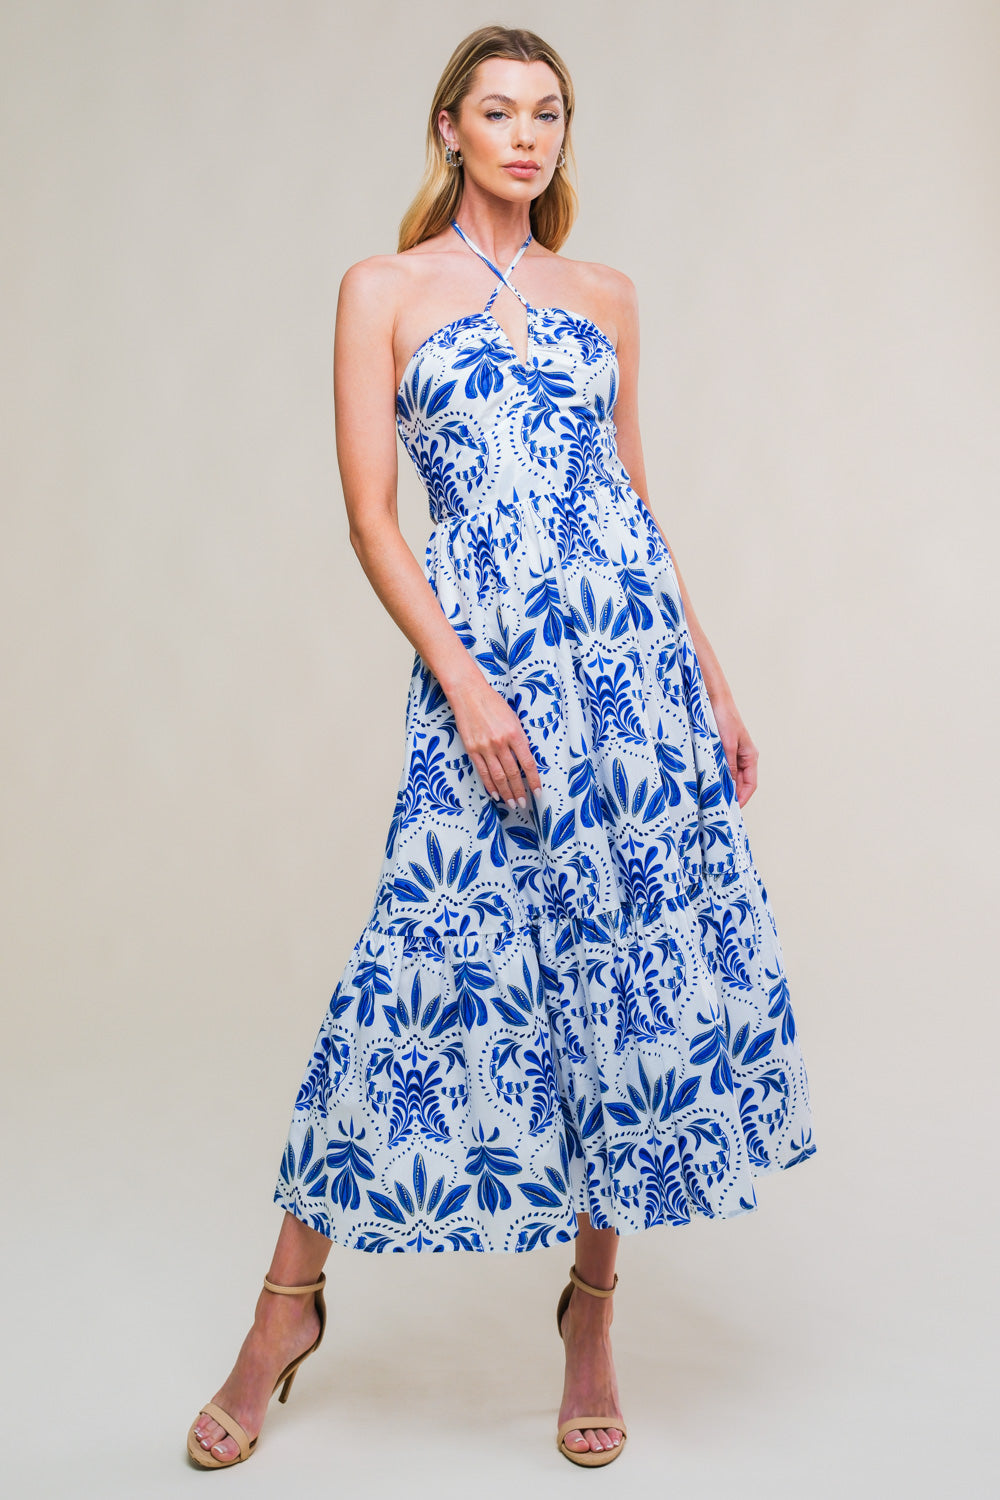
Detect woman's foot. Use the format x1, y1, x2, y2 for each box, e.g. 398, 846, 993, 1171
191, 1285, 322, 1463
557, 1279, 625, 1455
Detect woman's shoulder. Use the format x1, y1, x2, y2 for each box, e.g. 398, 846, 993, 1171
543, 248, 638, 333
552, 250, 636, 303
338, 249, 412, 295
337, 243, 449, 317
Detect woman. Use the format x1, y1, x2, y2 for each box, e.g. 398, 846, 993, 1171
188, 23, 817, 1472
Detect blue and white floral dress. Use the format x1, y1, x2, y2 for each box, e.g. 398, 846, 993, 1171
273, 219, 817, 1253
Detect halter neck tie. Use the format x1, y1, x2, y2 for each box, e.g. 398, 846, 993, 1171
450, 218, 533, 312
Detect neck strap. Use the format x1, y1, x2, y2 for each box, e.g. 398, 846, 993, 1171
450, 218, 533, 311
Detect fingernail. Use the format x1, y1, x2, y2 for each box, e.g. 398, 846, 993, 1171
506, 798, 516, 809
517, 796, 526, 808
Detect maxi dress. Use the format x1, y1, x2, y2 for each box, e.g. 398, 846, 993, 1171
272, 219, 817, 1253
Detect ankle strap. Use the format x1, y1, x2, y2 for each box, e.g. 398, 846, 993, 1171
262, 1271, 326, 1296
568, 1264, 618, 1298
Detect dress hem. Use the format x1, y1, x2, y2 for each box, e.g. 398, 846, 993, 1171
271, 1143, 816, 1254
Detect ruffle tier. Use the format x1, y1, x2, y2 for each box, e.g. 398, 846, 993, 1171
274, 829, 815, 1252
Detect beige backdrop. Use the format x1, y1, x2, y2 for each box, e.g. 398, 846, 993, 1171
2, 1, 996, 1495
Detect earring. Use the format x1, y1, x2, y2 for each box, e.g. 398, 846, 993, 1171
445, 145, 463, 167
557, 147, 566, 168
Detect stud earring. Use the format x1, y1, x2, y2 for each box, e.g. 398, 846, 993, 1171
444, 145, 463, 167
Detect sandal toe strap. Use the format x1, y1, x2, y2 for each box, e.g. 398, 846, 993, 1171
200, 1401, 251, 1461
557, 1415, 628, 1443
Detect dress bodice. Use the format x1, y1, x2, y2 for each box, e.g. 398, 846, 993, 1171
395, 220, 629, 526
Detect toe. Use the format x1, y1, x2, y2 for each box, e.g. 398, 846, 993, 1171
210, 1434, 241, 1463
193, 1415, 223, 1450
192, 1413, 242, 1463
564, 1429, 589, 1451
594, 1428, 614, 1450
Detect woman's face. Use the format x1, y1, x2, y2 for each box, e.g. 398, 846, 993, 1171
440, 56, 566, 201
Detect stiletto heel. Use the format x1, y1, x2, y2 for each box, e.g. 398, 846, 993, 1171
555, 1263, 628, 1467
186, 1271, 327, 1469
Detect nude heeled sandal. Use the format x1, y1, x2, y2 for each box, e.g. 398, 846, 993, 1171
555, 1264, 628, 1467
186, 1271, 327, 1469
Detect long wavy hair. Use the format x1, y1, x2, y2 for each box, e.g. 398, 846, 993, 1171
397, 25, 578, 254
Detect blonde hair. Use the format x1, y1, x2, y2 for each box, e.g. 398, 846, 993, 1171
398, 25, 578, 254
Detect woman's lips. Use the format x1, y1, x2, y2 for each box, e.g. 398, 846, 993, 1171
502, 164, 540, 178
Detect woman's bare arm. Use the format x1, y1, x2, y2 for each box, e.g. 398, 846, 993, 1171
333, 258, 475, 696
333, 257, 541, 806
609, 271, 759, 804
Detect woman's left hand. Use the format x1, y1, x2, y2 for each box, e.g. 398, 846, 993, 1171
708, 690, 759, 808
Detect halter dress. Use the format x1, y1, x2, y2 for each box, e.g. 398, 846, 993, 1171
273, 219, 817, 1253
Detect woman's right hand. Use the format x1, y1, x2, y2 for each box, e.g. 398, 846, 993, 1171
446, 671, 542, 808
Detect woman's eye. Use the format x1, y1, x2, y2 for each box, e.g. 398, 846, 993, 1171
484, 109, 561, 123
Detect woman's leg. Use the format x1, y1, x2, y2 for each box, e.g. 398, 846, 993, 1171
557, 1213, 625, 1455
191, 1212, 332, 1463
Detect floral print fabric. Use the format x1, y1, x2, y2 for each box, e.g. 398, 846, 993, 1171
273, 221, 816, 1252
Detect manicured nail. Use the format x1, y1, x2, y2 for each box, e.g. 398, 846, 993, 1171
506, 798, 516, 809
517, 796, 526, 808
